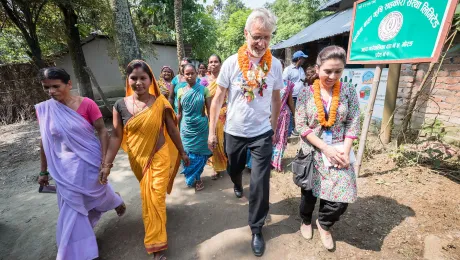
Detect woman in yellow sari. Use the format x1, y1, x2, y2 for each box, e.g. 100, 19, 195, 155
206, 54, 228, 180
100, 60, 190, 260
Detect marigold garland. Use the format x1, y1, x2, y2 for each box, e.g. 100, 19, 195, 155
313, 79, 341, 128
237, 43, 272, 102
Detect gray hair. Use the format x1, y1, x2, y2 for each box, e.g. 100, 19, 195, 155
245, 8, 277, 33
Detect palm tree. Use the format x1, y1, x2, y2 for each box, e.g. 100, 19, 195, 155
174, 0, 185, 64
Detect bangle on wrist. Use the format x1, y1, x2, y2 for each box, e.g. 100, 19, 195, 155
101, 163, 113, 169
39, 171, 49, 176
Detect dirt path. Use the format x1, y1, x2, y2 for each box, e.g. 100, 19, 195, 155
1, 122, 459, 260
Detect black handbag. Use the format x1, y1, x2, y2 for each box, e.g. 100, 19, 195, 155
291, 148, 314, 190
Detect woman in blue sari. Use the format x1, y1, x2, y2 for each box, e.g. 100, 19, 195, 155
168, 57, 201, 113
177, 64, 213, 191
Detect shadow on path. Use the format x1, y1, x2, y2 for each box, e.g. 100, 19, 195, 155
96, 164, 416, 259
96, 169, 302, 259
334, 195, 416, 251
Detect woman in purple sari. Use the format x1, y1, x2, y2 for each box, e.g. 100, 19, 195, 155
35, 67, 126, 260
271, 80, 295, 171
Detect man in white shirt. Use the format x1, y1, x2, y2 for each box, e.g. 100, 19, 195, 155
207, 8, 282, 257
283, 50, 307, 137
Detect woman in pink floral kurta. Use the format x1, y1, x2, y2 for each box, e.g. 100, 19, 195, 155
296, 82, 360, 202
295, 45, 360, 250
271, 80, 295, 171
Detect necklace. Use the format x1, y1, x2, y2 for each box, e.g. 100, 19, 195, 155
313, 79, 341, 128
132, 95, 151, 116
237, 43, 272, 102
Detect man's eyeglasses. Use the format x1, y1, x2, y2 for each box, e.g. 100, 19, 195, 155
247, 30, 272, 43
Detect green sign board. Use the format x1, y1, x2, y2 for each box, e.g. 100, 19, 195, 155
348, 0, 458, 64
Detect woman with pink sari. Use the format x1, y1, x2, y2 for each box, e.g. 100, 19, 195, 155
271, 79, 295, 171
35, 67, 126, 260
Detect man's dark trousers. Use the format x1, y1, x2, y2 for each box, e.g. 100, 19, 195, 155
224, 130, 273, 234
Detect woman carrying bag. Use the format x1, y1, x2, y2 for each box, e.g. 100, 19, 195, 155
294, 45, 360, 250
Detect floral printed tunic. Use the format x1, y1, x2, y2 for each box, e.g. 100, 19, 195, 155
295, 82, 361, 203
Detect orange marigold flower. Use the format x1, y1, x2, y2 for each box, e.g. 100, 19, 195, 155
237, 43, 272, 102
313, 79, 341, 128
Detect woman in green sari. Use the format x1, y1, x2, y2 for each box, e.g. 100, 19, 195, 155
168, 58, 197, 113
177, 64, 213, 191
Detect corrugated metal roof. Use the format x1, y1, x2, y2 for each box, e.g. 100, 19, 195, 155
271, 8, 352, 50
317, 0, 341, 11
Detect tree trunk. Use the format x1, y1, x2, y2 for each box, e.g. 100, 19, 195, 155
26, 36, 46, 68
174, 0, 185, 64
59, 4, 95, 99
108, 0, 142, 77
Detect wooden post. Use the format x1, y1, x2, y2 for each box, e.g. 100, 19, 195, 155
380, 63, 401, 144
84, 67, 113, 114
355, 64, 384, 175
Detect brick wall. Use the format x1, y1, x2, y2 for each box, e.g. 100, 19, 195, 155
0, 63, 48, 124
394, 34, 460, 144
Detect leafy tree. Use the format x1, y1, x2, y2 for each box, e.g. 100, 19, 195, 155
221, 0, 246, 22
131, 0, 217, 61
215, 8, 251, 59
205, 0, 223, 16
0, 0, 112, 65
208, 0, 245, 22
0, 0, 240, 68
130, 0, 175, 42
182, 3, 217, 60
0, 25, 30, 63
204, 0, 249, 59
0, 0, 48, 67
266, 0, 325, 45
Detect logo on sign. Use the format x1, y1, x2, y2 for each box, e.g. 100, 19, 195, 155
378, 11, 404, 42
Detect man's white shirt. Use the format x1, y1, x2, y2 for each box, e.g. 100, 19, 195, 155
282, 64, 306, 97
217, 54, 283, 138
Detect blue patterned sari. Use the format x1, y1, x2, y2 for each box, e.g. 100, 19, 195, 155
172, 75, 201, 113
179, 83, 211, 186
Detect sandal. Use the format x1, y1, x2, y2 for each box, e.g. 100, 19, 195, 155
195, 180, 204, 191
211, 172, 219, 180
114, 192, 126, 217
154, 252, 167, 260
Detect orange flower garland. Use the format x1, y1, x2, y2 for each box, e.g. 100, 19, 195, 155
237, 43, 272, 102
313, 79, 341, 128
